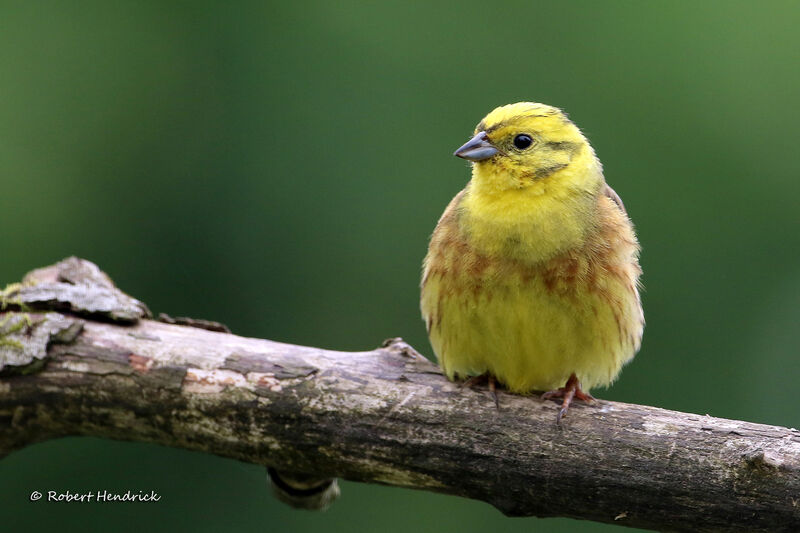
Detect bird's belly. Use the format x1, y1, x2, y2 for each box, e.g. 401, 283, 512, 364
423, 272, 639, 392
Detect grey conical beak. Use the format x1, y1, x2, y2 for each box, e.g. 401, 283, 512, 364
454, 131, 499, 161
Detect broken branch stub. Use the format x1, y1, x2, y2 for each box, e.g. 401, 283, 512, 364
6, 256, 150, 322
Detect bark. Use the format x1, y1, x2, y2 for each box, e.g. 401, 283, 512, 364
1, 258, 798, 532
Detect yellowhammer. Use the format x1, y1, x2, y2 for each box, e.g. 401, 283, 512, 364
420, 102, 643, 421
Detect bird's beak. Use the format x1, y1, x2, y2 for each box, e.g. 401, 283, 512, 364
453, 131, 499, 161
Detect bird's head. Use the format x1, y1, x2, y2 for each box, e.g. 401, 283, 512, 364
455, 102, 599, 193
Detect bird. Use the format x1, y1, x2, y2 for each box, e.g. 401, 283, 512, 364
420, 102, 643, 422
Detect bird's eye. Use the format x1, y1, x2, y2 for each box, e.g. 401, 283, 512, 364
513, 134, 533, 150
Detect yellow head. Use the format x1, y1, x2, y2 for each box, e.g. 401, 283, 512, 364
455, 102, 601, 195
453, 102, 608, 261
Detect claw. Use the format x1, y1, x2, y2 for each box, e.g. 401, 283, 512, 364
460, 373, 500, 409
542, 373, 594, 424
487, 375, 499, 409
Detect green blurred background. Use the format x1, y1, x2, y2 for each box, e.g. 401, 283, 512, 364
1, 1, 799, 531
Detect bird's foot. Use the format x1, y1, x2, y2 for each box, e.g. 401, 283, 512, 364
460, 373, 500, 409
541, 373, 594, 424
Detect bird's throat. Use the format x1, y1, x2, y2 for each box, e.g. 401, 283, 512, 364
459, 171, 602, 263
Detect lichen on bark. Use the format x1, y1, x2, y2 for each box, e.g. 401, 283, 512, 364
0, 312, 83, 373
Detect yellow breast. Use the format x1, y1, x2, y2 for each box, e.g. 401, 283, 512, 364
421, 187, 643, 392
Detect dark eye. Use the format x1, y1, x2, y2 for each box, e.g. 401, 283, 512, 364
513, 134, 533, 150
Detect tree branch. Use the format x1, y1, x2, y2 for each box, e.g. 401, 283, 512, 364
1, 258, 799, 532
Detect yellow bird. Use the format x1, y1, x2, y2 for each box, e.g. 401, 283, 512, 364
420, 102, 643, 421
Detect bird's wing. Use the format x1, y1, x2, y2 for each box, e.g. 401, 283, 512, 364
603, 183, 627, 215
